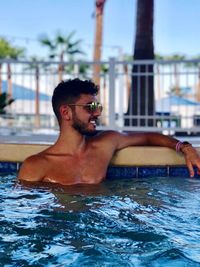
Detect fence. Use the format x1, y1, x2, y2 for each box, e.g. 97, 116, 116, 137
0, 58, 200, 135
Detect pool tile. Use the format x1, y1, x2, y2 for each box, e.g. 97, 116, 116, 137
1, 161, 199, 180
193, 167, 200, 178
138, 167, 168, 178
0, 162, 18, 173
169, 166, 200, 178
107, 166, 137, 179
169, 166, 189, 177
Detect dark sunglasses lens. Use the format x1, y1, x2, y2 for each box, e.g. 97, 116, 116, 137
97, 103, 103, 112
90, 102, 97, 111
87, 102, 103, 112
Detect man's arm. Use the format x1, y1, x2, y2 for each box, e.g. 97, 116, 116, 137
114, 132, 178, 150
179, 142, 200, 177
102, 131, 179, 150
103, 131, 200, 177
18, 155, 45, 182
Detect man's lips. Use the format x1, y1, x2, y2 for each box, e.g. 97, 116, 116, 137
89, 117, 98, 126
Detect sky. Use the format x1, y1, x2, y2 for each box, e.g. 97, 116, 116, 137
0, 0, 200, 60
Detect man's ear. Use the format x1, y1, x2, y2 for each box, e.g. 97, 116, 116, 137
59, 105, 72, 121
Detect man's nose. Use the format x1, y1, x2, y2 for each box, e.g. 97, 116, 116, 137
92, 108, 102, 116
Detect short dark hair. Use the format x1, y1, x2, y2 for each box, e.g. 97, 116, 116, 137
52, 78, 99, 123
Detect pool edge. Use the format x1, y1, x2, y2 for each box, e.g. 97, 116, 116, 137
0, 143, 200, 178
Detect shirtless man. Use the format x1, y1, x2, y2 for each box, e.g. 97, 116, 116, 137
18, 78, 200, 185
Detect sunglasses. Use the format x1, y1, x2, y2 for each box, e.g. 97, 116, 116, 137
68, 102, 103, 113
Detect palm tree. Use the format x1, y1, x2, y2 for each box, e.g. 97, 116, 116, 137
39, 31, 84, 81
155, 53, 164, 100
64, 61, 91, 80
93, 0, 107, 87
165, 53, 185, 96
23, 57, 44, 128
123, 54, 133, 106
0, 38, 24, 96
187, 56, 200, 102
125, 0, 154, 126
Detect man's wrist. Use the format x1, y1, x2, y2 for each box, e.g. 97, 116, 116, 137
177, 141, 192, 153
180, 141, 192, 153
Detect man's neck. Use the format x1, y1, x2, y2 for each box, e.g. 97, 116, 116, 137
54, 129, 86, 155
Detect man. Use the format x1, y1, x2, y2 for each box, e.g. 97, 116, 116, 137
18, 78, 200, 185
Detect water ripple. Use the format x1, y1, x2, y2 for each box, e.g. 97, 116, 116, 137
0, 174, 200, 266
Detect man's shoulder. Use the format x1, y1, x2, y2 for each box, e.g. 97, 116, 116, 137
89, 130, 122, 149
94, 130, 121, 140
23, 152, 47, 165
18, 152, 48, 182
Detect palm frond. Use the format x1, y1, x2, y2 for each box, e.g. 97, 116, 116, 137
0, 93, 15, 114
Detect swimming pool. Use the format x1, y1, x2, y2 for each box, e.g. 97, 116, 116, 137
1, 173, 200, 266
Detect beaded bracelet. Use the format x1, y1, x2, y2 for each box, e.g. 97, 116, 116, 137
175, 141, 182, 152
176, 141, 192, 152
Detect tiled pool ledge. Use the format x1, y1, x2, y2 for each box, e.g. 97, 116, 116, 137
0, 143, 200, 178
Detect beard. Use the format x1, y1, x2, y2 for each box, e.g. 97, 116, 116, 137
72, 112, 98, 136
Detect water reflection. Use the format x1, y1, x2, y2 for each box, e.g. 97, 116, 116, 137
0, 175, 200, 265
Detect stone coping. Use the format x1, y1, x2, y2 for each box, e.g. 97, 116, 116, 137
0, 143, 198, 166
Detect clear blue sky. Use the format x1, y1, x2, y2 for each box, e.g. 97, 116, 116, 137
0, 0, 200, 60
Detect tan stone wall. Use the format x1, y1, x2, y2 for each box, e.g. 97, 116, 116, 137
1, 143, 199, 166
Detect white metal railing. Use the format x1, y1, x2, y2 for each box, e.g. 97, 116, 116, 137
0, 58, 200, 135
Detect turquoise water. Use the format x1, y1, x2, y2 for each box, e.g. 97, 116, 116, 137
0, 174, 200, 266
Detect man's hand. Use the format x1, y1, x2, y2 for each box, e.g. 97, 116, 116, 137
181, 144, 200, 177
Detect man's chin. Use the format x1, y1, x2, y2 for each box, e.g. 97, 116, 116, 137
83, 128, 98, 136
72, 120, 98, 136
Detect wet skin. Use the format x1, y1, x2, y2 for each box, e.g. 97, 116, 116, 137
18, 94, 200, 185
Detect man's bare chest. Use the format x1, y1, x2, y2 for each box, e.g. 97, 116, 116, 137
43, 151, 112, 185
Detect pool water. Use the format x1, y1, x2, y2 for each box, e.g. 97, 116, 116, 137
0, 174, 200, 266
